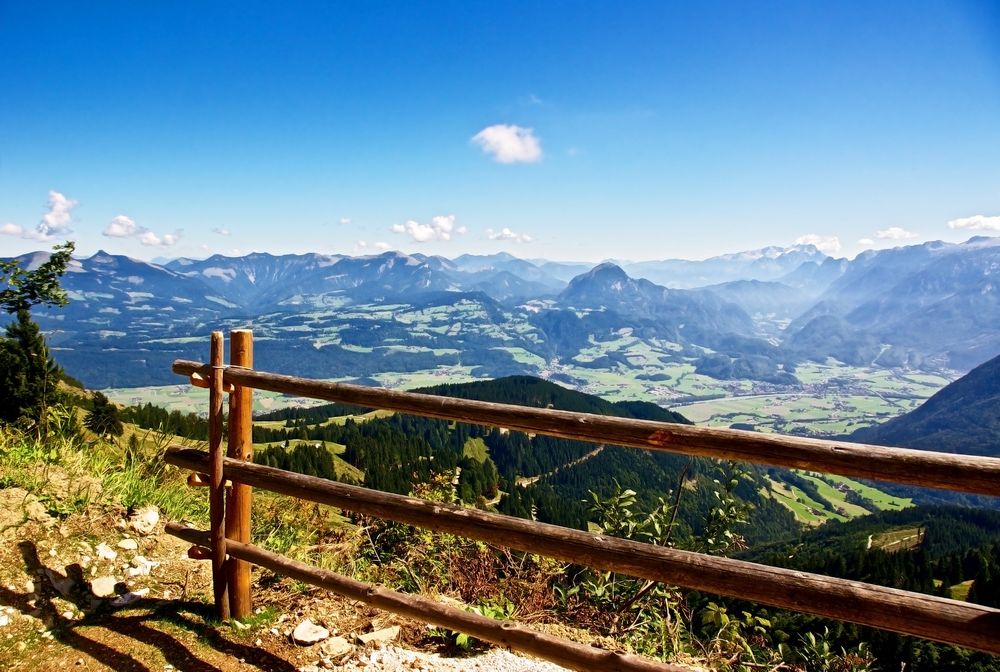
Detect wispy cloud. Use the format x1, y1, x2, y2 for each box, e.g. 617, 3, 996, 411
339, 217, 351, 225
947, 214, 1000, 232
103, 214, 181, 247
857, 238, 875, 247
391, 215, 466, 242
876, 226, 918, 240
373, 241, 391, 251
487, 227, 534, 244
0, 223, 24, 237
138, 230, 181, 247
212, 227, 231, 236
793, 234, 841, 254
471, 124, 542, 164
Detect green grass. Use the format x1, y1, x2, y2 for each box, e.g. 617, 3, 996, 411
821, 474, 912, 511
950, 579, 974, 601
799, 474, 870, 518
0, 412, 208, 524
767, 479, 847, 525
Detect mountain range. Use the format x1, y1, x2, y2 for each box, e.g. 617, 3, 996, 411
6, 236, 1000, 389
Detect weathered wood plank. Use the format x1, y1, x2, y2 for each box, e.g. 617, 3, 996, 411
208, 332, 229, 620
171, 359, 1000, 497
224, 332, 253, 618
165, 447, 1000, 655
166, 522, 688, 672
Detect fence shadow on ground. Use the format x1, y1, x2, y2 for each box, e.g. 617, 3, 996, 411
0, 540, 296, 672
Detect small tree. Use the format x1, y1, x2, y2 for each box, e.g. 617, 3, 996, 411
0, 241, 74, 314
85, 392, 124, 438
0, 241, 75, 427
0, 311, 63, 423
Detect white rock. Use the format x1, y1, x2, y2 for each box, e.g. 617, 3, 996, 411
128, 506, 160, 536
91, 576, 117, 598
95, 543, 118, 561
0, 614, 9, 627
44, 569, 75, 598
292, 619, 330, 646
110, 588, 149, 607
117, 538, 139, 551
357, 625, 400, 645
127, 556, 159, 577
320, 636, 353, 657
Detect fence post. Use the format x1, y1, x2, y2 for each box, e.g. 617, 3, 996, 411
226, 329, 254, 618
208, 331, 230, 620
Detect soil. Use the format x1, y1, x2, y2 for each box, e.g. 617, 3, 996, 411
0, 502, 582, 672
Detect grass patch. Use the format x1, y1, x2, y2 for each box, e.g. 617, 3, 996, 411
871, 527, 924, 552
950, 579, 974, 601
462, 437, 489, 463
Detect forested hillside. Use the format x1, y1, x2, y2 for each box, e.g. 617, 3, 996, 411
745, 507, 1000, 671
248, 376, 800, 544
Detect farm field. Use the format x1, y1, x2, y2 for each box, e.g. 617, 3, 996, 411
106, 349, 957, 445
821, 473, 912, 511
672, 364, 950, 437
767, 479, 846, 525
765, 473, 913, 526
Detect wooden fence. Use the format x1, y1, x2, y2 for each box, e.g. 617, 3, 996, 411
164, 330, 1000, 670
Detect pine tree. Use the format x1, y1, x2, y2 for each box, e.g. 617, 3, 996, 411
0, 241, 74, 426
85, 391, 124, 438
0, 309, 62, 423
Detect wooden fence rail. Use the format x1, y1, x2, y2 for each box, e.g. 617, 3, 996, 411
173, 358, 1000, 497
164, 331, 1000, 670
165, 446, 1000, 654
167, 523, 688, 672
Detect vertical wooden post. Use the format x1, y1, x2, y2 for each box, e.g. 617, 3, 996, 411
226, 329, 254, 619
208, 331, 229, 620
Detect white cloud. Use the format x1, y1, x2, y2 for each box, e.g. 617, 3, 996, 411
102, 214, 180, 247
38, 190, 77, 237
947, 214, 1000, 232
486, 227, 534, 244
374, 241, 391, 251
471, 124, 542, 164
339, 217, 351, 225
104, 215, 138, 237
10, 190, 79, 241
857, 238, 875, 247
391, 215, 466, 243
212, 227, 231, 236
138, 230, 181, 247
876, 226, 918, 240
793, 234, 841, 254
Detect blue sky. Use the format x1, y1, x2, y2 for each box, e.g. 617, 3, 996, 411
2, 1, 999, 262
